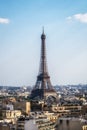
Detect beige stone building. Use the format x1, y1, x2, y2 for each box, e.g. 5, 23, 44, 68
1, 110, 21, 124
56, 117, 87, 130
2, 110, 21, 119
13, 101, 31, 115
44, 111, 58, 122
82, 125, 87, 130
0, 123, 10, 130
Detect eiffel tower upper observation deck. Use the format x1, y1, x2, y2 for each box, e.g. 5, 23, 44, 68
30, 29, 57, 101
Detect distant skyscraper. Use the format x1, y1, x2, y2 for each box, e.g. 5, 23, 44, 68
30, 29, 57, 100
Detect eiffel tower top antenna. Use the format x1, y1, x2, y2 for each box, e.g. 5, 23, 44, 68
42, 26, 44, 34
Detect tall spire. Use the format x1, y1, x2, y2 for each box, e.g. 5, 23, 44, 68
41, 27, 46, 39
42, 26, 44, 34
40, 26, 47, 75
30, 30, 57, 100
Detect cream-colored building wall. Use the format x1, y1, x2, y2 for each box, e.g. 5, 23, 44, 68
82, 125, 87, 130
2, 110, 21, 119
14, 101, 31, 114
26, 102, 31, 114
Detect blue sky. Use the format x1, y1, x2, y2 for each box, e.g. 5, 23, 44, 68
0, 0, 87, 86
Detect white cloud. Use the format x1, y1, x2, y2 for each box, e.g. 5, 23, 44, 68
67, 13, 87, 23
0, 18, 10, 24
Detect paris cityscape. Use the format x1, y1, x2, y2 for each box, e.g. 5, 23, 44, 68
0, 1, 87, 130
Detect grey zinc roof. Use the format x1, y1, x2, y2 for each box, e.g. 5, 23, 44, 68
25, 120, 38, 130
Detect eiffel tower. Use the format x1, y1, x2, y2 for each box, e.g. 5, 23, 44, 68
30, 29, 57, 100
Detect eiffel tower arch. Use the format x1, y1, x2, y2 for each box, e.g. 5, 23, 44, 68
30, 29, 58, 101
